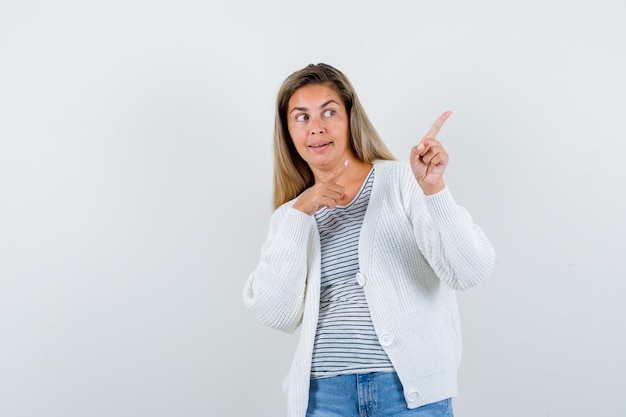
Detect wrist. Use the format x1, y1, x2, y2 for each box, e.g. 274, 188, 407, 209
292, 199, 315, 216
419, 181, 445, 196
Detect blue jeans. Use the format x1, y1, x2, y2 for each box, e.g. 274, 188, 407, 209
306, 372, 453, 417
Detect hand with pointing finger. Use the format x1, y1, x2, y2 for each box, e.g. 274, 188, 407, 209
410, 111, 452, 195
292, 160, 350, 215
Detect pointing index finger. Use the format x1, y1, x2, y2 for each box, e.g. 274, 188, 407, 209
327, 160, 350, 184
423, 110, 453, 140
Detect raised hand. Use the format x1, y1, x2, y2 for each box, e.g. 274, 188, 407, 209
292, 160, 350, 215
410, 111, 452, 195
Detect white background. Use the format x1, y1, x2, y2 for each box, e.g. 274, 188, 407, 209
1, 1, 625, 416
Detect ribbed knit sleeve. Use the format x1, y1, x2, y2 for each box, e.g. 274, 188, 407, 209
243, 205, 316, 333
400, 165, 496, 291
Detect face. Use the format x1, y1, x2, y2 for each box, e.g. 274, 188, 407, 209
286, 83, 351, 176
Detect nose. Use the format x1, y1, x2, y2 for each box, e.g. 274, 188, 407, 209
310, 117, 324, 135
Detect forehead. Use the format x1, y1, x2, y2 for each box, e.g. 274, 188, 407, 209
288, 83, 343, 108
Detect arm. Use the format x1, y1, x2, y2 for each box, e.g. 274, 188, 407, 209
405, 181, 496, 290
407, 112, 495, 290
243, 205, 316, 333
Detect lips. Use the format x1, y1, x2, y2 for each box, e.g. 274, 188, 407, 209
309, 142, 332, 151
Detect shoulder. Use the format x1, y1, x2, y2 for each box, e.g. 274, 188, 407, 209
371, 160, 423, 207
373, 159, 414, 181
373, 159, 410, 171
272, 199, 296, 219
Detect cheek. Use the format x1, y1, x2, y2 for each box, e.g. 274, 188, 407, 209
333, 124, 350, 142
288, 126, 305, 145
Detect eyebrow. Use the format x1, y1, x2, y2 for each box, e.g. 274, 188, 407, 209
289, 99, 340, 114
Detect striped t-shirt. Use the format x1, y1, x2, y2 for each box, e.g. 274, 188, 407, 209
311, 168, 394, 378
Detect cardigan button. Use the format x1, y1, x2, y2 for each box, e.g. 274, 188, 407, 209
379, 333, 393, 346
407, 390, 420, 402
355, 273, 365, 287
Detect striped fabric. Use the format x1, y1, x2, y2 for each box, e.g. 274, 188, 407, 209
311, 168, 394, 378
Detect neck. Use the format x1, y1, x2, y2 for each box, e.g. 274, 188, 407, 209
312, 158, 371, 184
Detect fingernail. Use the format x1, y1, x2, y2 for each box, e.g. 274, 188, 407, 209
417, 143, 423, 151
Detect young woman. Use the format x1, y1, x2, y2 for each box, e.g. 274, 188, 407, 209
243, 63, 495, 417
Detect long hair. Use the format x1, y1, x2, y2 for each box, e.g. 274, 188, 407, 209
272, 63, 395, 209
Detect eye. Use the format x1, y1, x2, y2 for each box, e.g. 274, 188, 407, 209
323, 109, 336, 117
295, 114, 309, 122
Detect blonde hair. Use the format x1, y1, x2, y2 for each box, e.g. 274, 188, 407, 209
272, 63, 395, 209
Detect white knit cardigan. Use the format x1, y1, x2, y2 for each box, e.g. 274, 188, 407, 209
243, 160, 495, 416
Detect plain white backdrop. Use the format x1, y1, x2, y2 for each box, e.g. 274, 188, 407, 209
1, 1, 625, 416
